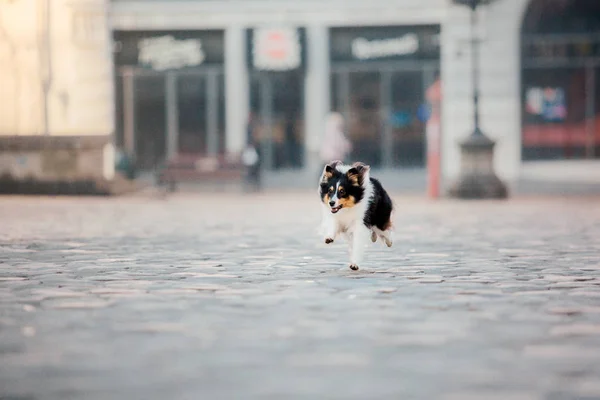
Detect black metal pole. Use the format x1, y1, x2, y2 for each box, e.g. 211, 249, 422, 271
470, 3, 482, 136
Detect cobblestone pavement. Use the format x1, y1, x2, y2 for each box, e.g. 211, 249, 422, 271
1, 192, 600, 400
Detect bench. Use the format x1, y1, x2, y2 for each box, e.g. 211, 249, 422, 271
155, 153, 247, 192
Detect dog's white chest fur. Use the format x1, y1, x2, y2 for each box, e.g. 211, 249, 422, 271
331, 205, 362, 234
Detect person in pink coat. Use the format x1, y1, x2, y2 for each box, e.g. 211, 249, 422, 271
320, 112, 353, 166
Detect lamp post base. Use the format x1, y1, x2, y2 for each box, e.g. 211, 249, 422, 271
447, 132, 509, 199
448, 173, 508, 199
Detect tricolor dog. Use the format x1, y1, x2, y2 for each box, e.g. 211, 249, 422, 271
319, 160, 394, 271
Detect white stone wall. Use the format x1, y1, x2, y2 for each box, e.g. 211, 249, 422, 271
0, 0, 114, 136
111, 0, 447, 29
0, 0, 45, 135
441, 0, 530, 185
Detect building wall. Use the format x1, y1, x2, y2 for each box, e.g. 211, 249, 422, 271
6, 0, 550, 192
111, 0, 559, 189
111, 0, 447, 28
0, 0, 45, 135
0, 0, 114, 136
0, 0, 115, 192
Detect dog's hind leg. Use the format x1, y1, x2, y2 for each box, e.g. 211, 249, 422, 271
373, 227, 393, 248
381, 230, 393, 248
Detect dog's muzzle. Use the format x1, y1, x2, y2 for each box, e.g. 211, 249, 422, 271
330, 204, 342, 214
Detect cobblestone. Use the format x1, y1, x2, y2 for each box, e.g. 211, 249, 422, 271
0, 193, 600, 400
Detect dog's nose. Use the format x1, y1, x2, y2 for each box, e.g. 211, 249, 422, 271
329, 200, 335, 207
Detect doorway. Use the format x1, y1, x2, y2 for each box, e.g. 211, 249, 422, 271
249, 71, 305, 171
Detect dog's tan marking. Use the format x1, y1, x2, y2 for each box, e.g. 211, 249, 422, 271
323, 160, 342, 180
338, 195, 357, 209
347, 172, 360, 186
346, 162, 370, 186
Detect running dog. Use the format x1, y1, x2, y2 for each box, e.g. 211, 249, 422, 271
319, 160, 394, 271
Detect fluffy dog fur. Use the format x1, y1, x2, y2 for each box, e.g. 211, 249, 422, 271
318, 160, 394, 270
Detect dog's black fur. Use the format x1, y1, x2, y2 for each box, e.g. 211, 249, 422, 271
363, 177, 393, 231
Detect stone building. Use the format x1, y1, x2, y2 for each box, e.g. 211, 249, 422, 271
1, 0, 598, 193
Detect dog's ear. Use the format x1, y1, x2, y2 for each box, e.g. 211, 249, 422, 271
323, 160, 342, 179
346, 162, 370, 186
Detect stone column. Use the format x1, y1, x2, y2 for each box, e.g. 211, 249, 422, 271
60, 0, 114, 136
225, 25, 249, 154
303, 24, 330, 174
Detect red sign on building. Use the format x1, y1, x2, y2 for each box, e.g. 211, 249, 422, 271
250, 27, 303, 71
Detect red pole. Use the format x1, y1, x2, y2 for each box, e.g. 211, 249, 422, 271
426, 79, 442, 199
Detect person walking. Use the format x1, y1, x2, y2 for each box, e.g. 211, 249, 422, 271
319, 112, 352, 170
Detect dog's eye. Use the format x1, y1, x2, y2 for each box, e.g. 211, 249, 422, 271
328, 187, 334, 193
338, 189, 345, 196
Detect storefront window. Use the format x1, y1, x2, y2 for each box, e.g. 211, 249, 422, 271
331, 69, 433, 169
521, 0, 600, 160
522, 68, 589, 160
114, 29, 226, 171
329, 25, 440, 169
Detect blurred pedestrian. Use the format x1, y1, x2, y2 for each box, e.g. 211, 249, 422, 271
319, 112, 352, 172
243, 113, 261, 192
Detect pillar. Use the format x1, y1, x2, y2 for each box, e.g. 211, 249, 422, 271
225, 25, 249, 154
304, 24, 330, 173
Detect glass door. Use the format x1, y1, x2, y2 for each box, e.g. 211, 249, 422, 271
331, 66, 436, 169
119, 69, 225, 173
176, 71, 224, 157
250, 71, 305, 170
177, 75, 208, 155
389, 70, 430, 167
133, 74, 166, 171
347, 71, 382, 168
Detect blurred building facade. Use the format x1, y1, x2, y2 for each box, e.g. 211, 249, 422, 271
1, 0, 599, 192
0, 0, 115, 192
109, 0, 446, 175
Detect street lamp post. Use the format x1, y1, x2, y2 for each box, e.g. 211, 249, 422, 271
448, 0, 508, 199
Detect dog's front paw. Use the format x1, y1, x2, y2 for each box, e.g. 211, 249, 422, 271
371, 231, 377, 243
384, 238, 392, 247
349, 264, 359, 271
325, 238, 334, 244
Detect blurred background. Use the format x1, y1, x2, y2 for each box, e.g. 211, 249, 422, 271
1, 0, 599, 195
